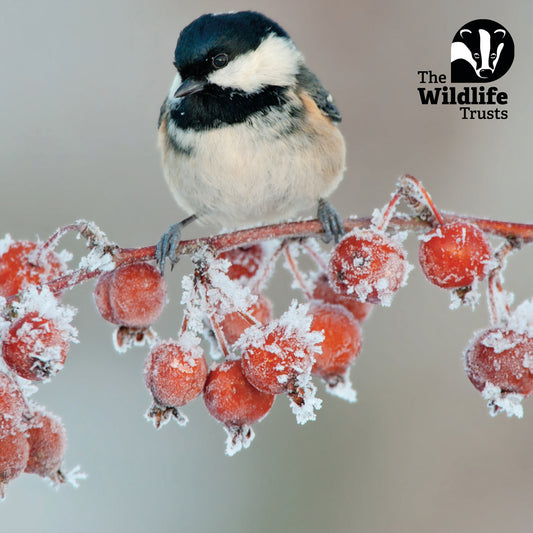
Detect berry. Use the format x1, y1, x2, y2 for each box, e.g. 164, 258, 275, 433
309, 302, 362, 379
419, 222, 492, 289
0, 240, 67, 298
144, 338, 208, 427
93, 271, 115, 323
2, 312, 70, 381
241, 323, 315, 395
219, 293, 273, 345
312, 273, 373, 322
0, 430, 30, 498
25, 408, 67, 481
204, 359, 275, 426
464, 328, 533, 397
0, 372, 26, 439
328, 229, 409, 306
94, 262, 166, 328
218, 245, 264, 282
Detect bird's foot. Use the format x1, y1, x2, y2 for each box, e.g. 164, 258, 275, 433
156, 214, 197, 273
317, 199, 345, 244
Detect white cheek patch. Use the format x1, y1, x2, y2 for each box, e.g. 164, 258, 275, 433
168, 72, 183, 99
207, 33, 302, 93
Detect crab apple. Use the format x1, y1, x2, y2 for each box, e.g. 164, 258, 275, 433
93, 271, 115, 323
94, 262, 166, 328
0, 372, 26, 439
218, 244, 264, 282
144, 338, 208, 427
204, 359, 275, 426
25, 409, 67, 481
328, 229, 409, 306
2, 312, 70, 381
312, 273, 373, 322
0, 240, 67, 298
419, 222, 492, 289
464, 328, 533, 397
0, 430, 30, 497
309, 302, 362, 379
219, 294, 273, 345
241, 323, 315, 395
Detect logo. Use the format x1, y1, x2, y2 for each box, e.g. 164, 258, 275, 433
451, 19, 514, 82
417, 19, 513, 120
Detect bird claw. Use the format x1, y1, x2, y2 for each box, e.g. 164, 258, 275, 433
317, 199, 345, 244
156, 223, 184, 273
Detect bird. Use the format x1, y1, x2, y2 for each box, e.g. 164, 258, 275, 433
156, 10, 346, 272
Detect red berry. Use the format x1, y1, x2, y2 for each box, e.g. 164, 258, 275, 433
2, 312, 70, 381
218, 245, 264, 282
94, 263, 166, 328
0, 240, 66, 298
93, 271, 115, 323
309, 302, 362, 379
204, 359, 275, 426
419, 222, 492, 289
25, 408, 67, 481
144, 338, 208, 426
328, 229, 409, 306
0, 372, 26, 439
0, 430, 30, 497
464, 328, 533, 397
241, 323, 316, 395
219, 294, 273, 345
312, 273, 373, 322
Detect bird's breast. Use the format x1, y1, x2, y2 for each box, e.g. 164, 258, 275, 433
158, 97, 345, 227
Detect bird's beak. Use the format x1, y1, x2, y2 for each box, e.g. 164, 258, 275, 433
174, 78, 206, 98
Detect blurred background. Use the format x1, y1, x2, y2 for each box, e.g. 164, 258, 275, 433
2, 1, 533, 532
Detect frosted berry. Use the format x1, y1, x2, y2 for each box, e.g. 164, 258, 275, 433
219, 294, 273, 345
0, 430, 30, 498
0, 240, 67, 298
204, 359, 275, 426
419, 222, 492, 289
328, 229, 409, 306
218, 244, 264, 282
2, 312, 70, 381
241, 324, 315, 395
312, 273, 373, 322
25, 408, 67, 481
144, 338, 208, 427
94, 262, 166, 328
0, 372, 26, 439
309, 302, 362, 380
465, 328, 533, 397
93, 271, 115, 323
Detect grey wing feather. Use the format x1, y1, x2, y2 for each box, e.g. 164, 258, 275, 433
296, 66, 342, 123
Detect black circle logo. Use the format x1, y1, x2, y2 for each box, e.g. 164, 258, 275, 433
451, 19, 514, 83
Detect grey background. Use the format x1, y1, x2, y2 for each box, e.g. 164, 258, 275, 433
2, 1, 533, 532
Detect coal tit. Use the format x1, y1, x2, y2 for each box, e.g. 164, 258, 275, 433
156, 11, 346, 270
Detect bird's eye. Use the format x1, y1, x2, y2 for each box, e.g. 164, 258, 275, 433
212, 53, 228, 69
473, 53, 480, 59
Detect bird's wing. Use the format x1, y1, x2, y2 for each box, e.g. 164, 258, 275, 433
158, 97, 169, 128
296, 66, 341, 123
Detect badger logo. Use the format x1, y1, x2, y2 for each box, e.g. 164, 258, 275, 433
451, 19, 514, 82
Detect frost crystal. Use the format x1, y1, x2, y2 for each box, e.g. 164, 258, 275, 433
62, 465, 88, 489
0, 234, 14, 258
13, 286, 77, 342
324, 369, 357, 403
180, 250, 256, 345
289, 374, 323, 425
507, 299, 533, 337
482, 382, 524, 418
223, 424, 255, 456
